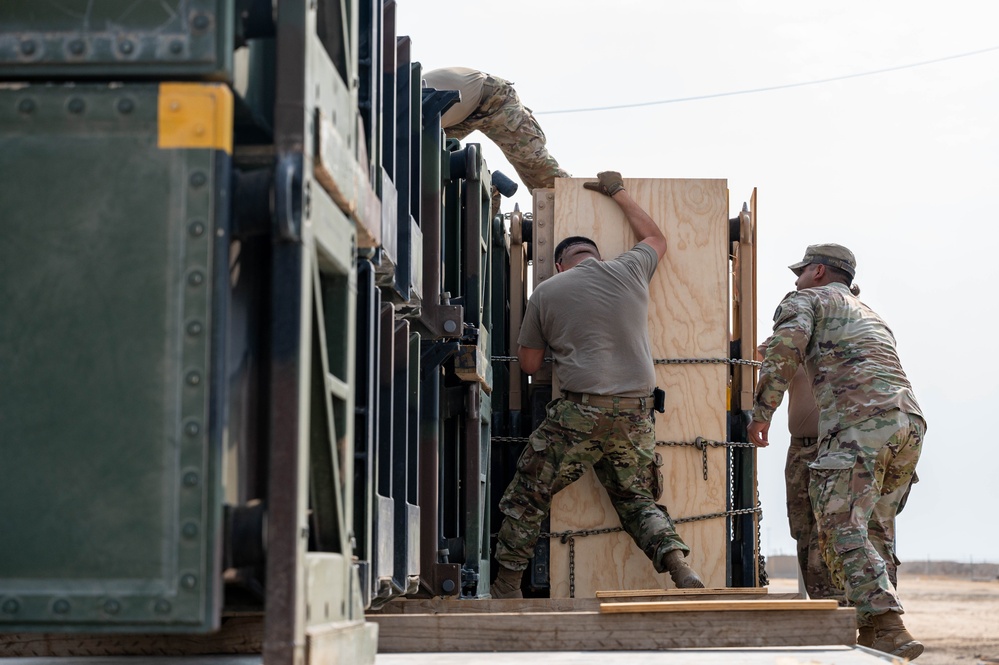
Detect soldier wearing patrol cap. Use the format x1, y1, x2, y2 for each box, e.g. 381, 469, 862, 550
749, 244, 926, 661
787, 243, 858, 279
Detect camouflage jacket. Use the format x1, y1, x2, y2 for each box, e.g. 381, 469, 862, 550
752, 282, 923, 438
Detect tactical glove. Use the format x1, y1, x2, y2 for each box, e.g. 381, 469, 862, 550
582, 171, 625, 196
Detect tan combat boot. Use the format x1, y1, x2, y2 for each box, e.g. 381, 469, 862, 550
871, 610, 923, 660
663, 550, 705, 589
489, 565, 523, 599
857, 625, 875, 648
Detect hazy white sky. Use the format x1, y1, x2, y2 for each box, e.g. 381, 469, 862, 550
398, 1, 999, 563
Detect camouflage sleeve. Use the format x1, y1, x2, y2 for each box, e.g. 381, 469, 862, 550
751, 294, 813, 423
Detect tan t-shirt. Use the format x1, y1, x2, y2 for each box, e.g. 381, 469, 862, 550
786, 365, 819, 438
518, 243, 658, 397
422, 67, 486, 128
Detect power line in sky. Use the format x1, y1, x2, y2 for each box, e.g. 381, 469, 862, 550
535, 45, 999, 115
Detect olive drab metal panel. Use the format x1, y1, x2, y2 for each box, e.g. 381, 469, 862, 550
0, 0, 234, 80
0, 82, 231, 632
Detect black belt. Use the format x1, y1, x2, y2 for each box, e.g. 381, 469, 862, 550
562, 391, 651, 411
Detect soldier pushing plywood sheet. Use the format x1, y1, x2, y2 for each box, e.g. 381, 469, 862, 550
545, 178, 732, 597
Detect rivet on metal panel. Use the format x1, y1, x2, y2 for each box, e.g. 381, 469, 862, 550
181, 574, 198, 589
119, 40, 134, 55
547, 193, 554, 199
184, 421, 201, 436
155, 599, 172, 614
538, 257, 545, 263
192, 14, 211, 31
538, 202, 545, 209
52, 599, 71, 614
104, 599, 121, 615
190, 171, 207, 187
170, 100, 181, 112
194, 124, 206, 136
187, 270, 204, 286
186, 320, 204, 336
17, 99, 35, 114
68, 39, 86, 56
1, 599, 19, 614
117, 98, 134, 114
186, 371, 202, 386
188, 221, 206, 237
20, 41, 36, 56
182, 522, 199, 538
67, 98, 85, 114
183, 471, 200, 487
169, 40, 184, 55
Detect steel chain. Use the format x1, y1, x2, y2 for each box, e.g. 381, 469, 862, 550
493, 436, 756, 448
490, 356, 762, 367
542, 504, 762, 598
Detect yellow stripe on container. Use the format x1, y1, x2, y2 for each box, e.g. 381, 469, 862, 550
158, 83, 233, 154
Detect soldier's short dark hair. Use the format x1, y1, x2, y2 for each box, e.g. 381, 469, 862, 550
554, 236, 598, 264
827, 265, 853, 286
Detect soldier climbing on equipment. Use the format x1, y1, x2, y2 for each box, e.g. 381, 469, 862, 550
422, 67, 569, 195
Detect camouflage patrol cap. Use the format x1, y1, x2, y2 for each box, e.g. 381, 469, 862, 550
788, 243, 856, 278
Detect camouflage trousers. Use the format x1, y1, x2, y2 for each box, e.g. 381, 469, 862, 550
447, 75, 570, 193
808, 410, 924, 621
786, 436, 847, 603
495, 398, 688, 573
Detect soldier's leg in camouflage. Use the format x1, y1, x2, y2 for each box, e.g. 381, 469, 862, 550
453, 78, 569, 193
810, 412, 923, 658
786, 438, 846, 602
596, 408, 703, 588
493, 400, 600, 598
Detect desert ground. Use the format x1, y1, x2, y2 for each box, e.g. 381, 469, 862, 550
771, 570, 999, 664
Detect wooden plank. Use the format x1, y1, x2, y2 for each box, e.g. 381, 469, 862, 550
599, 599, 840, 614
549, 178, 730, 596
0, 615, 264, 657
370, 607, 857, 652
369, 590, 793, 615
596, 586, 768, 599
530, 188, 555, 385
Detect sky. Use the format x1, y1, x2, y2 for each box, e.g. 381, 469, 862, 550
396, 1, 999, 563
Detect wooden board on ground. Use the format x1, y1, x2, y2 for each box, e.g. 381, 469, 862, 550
548, 178, 730, 596
369, 589, 796, 615
598, 598, 839, 613
370, 606, 856, 652
595, 586, 768, 599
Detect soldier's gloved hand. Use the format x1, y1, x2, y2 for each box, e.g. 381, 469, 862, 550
583, 171, 625, 197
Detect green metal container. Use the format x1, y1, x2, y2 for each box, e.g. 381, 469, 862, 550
0, 82, 232, 632
0, 1, 233, 80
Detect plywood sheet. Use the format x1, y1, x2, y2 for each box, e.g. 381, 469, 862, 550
549, 178, 730, 597
370, 607, 857, 652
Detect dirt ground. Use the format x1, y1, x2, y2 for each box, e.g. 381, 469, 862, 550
771, 572, 999, 664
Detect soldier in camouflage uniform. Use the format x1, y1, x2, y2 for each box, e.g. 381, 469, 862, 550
490, 171, 703, 599
748, 244, 925, 661
422, 67, 569, 194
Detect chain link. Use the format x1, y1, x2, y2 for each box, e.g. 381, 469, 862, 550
490, 356, 762, 367
654, 357, 762, 367
542, 504, 763, 597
